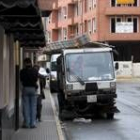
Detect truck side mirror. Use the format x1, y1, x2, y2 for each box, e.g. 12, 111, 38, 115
46, 68, 50, 73
115, 62, 119, 70
113, 49, 119, 56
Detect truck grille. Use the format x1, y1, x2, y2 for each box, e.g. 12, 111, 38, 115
85, 83, 98, 92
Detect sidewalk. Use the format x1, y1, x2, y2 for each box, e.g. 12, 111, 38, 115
11, 89, 64, 140
117, 77, 140, 82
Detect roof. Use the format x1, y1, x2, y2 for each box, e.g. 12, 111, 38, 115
44, 34, 115, 54
0, 0, 51, 47
63, 47, 112, 55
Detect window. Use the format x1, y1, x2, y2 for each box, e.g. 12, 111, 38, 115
88, 0, 92, 11
92, 0, 97, 8
111, 0, 116, 6
43, 17, 47, 31
47, 32, 51, 43
111, 0, 138, 7
79, 1, 82, 15
46, 16, 51, 24
80, 23, 83, 34
63, 28, 67, 40
84, 0, 87, 13
74, 3, 78, 16
75, 25, 79, 36
62, 7, 67, 19
110, 16, 138, 33
88, 20, 92, 34
58, 29, 62, 41
48, 15, 51, 23
133, 18, 138, 32
46, 17, 50, 27
111, 18, 115, 33
92, 18, 96, 33
58, 9, 62, 21
74, 2, 82, 16
84, 20, 87, 32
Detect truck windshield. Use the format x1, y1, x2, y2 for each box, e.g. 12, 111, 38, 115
65, 52, 115, 82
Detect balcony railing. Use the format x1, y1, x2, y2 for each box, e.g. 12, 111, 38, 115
105, 33, 140, 41
38, 0, 57, 11
105, 7, 140, 16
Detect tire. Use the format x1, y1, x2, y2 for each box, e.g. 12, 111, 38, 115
59, 112, 65, 121
50, 88, 55, 93
57, 91, 65, 112
107, 113, 114, 120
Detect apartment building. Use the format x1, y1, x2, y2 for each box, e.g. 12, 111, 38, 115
46, 0, 140, 62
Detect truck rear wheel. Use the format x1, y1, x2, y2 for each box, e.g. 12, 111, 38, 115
107, 113, 114, 119
50, 87, 55, 93
57, 91, 65, 112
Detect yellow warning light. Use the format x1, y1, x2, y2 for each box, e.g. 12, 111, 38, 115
117, 0, 134, 4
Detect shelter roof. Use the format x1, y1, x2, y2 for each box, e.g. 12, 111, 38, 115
0, 0, 51, 47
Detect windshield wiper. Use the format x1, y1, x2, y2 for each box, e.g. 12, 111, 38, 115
67, 68, 85, 85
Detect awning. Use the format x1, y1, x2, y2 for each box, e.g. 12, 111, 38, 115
0, 0, 51, 47
46, 34, 91, 52
44, 34, 91, 54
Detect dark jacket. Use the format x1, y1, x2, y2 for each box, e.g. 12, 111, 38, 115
20, 66, 38, 88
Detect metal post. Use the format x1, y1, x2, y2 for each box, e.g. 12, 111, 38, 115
0, 110, 2, 140
15, 41, 20, 130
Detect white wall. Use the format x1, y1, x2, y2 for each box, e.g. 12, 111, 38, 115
116, 61, 140, 78
7, 34, 15, 116
0, 25, 5, 108
0, 28, 10, 108
116, 61, 133, 78
133, 63, 140, 77
0, 25, 15, 110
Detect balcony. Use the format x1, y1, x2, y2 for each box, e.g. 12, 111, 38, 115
58, 0, 78, 8
58, 20, 65, 28
38, 0, 57, 11
73, 16, 82, 24
67, 18, 74, 25
48, 22, 58, 30
105, 33, 140, 41
105, 7, 140, 16
52, 2, 58, 10
68, 0, 78, 4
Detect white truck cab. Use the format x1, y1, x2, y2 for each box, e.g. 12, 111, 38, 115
57, 42, 119, 120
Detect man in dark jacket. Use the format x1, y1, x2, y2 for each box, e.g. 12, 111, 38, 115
20, 58, 38, 128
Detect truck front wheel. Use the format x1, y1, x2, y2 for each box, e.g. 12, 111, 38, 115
57, 91, 65, 113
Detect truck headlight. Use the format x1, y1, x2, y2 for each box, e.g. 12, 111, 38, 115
66, 84, 73, 90
51, 74, 56, 81
110, 82, 116, 88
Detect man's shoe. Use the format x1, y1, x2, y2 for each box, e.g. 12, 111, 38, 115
22, 125, 30, 128
38, 119, 42, 122
30, 125, 37, 129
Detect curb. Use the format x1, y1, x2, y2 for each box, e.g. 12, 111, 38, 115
49, 91, 65, 140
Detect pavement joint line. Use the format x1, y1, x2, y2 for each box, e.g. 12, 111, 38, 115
49, 91, 65, 140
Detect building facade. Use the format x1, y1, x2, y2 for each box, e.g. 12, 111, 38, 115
0, 0, 55, 140
46, 0, 140, 62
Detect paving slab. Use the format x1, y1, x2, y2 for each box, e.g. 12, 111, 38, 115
11, 90, 63, 140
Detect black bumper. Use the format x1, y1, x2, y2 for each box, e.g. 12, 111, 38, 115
67, 94, 117, 102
